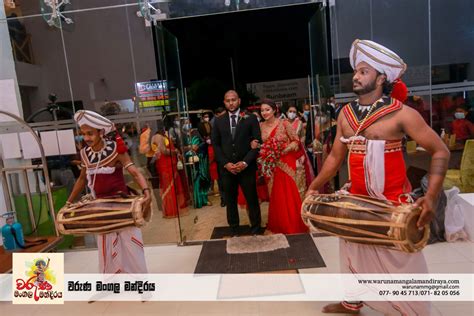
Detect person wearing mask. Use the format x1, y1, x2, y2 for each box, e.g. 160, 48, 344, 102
450, 106, 474, 143
169, 116, 183, 149
197, 112, 213, 141
286, 106, 304, 142
302, 104, 311, 123
286, 105, 314, 197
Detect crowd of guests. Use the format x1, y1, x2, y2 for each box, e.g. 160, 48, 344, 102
137, 89, 473, 236
137, 92, 340, 235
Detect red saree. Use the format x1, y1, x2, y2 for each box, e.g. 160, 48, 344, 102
263, 120, 308, 234
154, 135, 188, 218
208, 145, 219, 181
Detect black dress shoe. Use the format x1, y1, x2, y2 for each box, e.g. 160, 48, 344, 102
230, 227, 239, 237
251, 227, 264, 235
220, 200, 226, 207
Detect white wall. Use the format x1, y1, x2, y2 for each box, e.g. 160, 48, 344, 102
16, 2, 158, 115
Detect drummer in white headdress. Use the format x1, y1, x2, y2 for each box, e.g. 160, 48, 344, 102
307, 39, 449, 315
67, 110, 151, 274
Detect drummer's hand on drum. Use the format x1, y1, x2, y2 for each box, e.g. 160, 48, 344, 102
143, 189, 152, 210
414, 195, 435, 229
305, 189, 319, 198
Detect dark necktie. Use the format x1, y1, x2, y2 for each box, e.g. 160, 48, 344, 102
231, 114, 237, 138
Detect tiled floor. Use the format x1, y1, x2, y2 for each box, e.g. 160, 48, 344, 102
2, 236, 473, 315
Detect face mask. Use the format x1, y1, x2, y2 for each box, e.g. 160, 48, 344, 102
75, 135, 84, 142
287, 112, 297, 120
183, 123, 192, 131
203, 117, 210, 122
454, 112, 465, 119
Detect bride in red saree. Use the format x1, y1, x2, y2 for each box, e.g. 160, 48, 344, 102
258, 100, 308, 234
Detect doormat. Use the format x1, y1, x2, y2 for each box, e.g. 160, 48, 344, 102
210, 225, 266, 239
226, 234, 289, 254
210, 226, 329, 240
194, 233, 325, 273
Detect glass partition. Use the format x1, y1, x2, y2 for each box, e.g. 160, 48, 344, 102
431, 0, 474, 137
2, 0, 474, 251
165, 0, 315, 19
308, 3, 337, 190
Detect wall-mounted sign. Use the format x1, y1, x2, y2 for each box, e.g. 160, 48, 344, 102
136, 80, 169, 108
247, 78, 309, 101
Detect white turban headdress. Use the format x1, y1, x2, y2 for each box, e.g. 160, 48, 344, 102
74, 110, 114, 135
350, 39, 407, 83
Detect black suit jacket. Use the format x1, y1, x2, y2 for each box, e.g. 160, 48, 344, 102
211, 112, 262, 172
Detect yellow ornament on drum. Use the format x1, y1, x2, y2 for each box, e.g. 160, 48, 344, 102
301, 193, 430, 253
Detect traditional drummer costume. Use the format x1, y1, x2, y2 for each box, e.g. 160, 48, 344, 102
74, 110, 148, 274
339, 40, 430, 315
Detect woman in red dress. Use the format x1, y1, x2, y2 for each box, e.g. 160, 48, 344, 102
152, 122, 188, 218
258, 100, 308, 234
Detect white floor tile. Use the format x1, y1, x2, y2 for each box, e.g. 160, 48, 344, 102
428, 261, 474, 273
0, 302, 38, 316
178, 302, 258, 315
432, 301, 474, 315
298, 267, 329, 274
422, 242, 472, 264
311, 236, 339, 251
257, 301, 321, 315
34, 302, 111, 315
448, 241, 474, 262
144, 244, 202, 256
104, 301, 179, 315
64, 250, 99, 273
146, 252, 200, 273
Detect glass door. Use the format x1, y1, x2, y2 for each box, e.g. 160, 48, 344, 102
308, 3, 336, 191
154, 24, 197, 244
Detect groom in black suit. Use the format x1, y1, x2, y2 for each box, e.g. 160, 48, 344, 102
211, 90, 263, 236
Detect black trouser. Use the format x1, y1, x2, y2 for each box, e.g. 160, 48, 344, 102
217, 165, 225, 202
222, 167, 261, 231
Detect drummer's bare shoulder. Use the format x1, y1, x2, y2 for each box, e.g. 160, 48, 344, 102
115, 151, 133, 167
336, 109, 354, 139
398, 104, 446, 152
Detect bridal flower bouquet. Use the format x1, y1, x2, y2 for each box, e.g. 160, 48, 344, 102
257, 138, 282, 179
